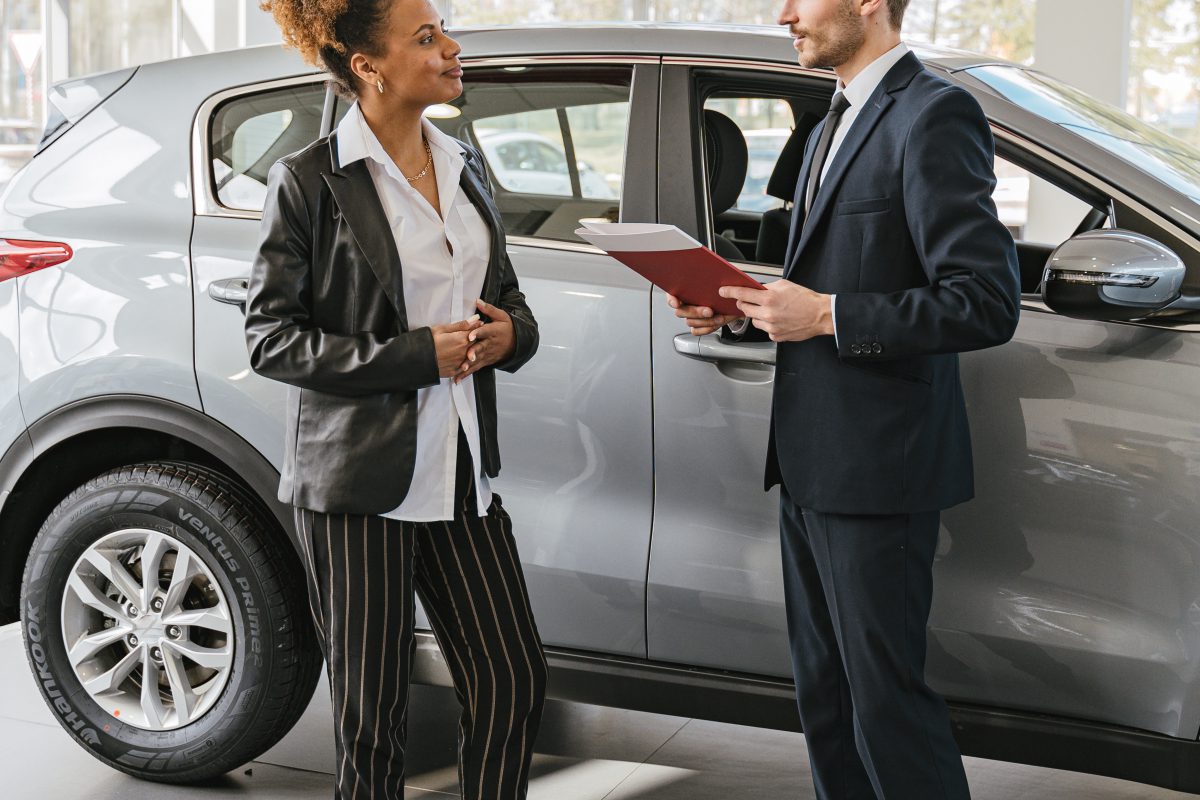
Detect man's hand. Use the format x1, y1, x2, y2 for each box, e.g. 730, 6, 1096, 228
453, 299, 516, 384
666, 293, 744, 337
433, 316, 484, 378
719, 281, 834, 342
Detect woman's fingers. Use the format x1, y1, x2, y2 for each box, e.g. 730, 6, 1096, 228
433, 315, 482, 335
475, 298, 511, 321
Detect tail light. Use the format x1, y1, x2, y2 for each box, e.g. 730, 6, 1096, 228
0, 239, 74, 283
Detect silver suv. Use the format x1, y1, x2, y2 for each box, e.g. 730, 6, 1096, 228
4, 23, 1200, 792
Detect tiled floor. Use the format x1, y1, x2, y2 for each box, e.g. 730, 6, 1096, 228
2, 624, 1195, 799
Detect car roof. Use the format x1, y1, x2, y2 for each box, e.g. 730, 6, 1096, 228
143, 22, 1017, 83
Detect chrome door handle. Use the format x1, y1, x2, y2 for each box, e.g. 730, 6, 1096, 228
673, 332, 776, 365
208, 277, 248, 309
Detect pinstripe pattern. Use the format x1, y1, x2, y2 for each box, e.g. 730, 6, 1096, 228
292, 467, 546, 800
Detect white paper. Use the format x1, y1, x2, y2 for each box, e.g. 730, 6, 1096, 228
575, 221, 704, 253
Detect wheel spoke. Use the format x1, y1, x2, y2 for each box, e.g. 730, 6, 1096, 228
163, 638, 232, 671
66, 626, 130, 668
66, 571, 126, 619
82, 549, 143, 608
82, 647, 140, 696
160, 647, 197, 726
138, 533, 172, 611
140, 649, 168, 729
161, 549, 198, 616
162, 606, 231, 635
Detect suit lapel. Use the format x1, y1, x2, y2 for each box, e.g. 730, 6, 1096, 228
783, 126, 823, 276
323, 133, 410, 327
785, 52, 924, 277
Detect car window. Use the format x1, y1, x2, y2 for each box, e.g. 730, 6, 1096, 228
704, 95, 795, 213
429, 66, 631, 244
209, 82, 334, 212
994, 155, 1095, 246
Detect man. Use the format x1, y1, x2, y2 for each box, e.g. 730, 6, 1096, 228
669, 0, 1020, 798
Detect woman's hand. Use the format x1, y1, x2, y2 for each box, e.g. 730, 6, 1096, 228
433, 316, 483, 378
666, 293, 743, 336
453, 299, 516, 384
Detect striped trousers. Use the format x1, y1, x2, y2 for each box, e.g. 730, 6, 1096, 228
293, 447, 547, 799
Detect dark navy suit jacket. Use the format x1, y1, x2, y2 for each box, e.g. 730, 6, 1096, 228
767, 51, 1020, 514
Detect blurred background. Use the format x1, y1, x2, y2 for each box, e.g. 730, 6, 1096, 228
1, 0, 1197, 214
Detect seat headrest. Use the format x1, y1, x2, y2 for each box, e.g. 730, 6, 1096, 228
703, 110, 749, 217
766, 112, 822, 202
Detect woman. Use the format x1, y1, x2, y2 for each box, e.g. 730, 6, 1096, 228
244, 1, 546, 798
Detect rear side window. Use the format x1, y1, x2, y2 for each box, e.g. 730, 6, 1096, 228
208, 82, 331, 211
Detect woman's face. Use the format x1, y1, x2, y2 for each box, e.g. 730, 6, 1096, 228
361, 0, 463, 106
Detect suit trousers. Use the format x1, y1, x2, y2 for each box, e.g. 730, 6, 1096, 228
780, 487, 971, 800
293, 429, 547, 800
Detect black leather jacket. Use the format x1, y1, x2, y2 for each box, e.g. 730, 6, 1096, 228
244, 133, 538, 514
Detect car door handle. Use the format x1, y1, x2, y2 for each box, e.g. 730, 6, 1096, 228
673, 333, 776, 366
208, 277, 248, 310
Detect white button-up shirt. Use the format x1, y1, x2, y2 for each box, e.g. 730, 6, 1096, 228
336, 102, 493, 521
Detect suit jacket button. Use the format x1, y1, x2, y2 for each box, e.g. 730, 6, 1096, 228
872, 343, 883, 354
850, 344, 862, 355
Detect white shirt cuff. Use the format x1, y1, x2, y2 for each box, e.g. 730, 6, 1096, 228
726, 317, 752, 337
830, 294, 838, 347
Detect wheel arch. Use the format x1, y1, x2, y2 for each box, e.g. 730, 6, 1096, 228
0, 394, 297, 623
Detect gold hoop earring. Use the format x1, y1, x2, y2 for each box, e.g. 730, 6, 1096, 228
376, 79, 384, 94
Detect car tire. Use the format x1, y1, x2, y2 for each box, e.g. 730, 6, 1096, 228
19, 460, 322, 783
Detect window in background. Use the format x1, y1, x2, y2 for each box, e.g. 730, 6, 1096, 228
1129, 0, 1200, 151
66, 0, 173, 77
0, 0, 43, 188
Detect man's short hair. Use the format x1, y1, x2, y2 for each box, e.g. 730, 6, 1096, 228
887, 0, 911, 30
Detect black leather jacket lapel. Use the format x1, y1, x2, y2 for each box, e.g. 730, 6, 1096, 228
323, 133, 410, 329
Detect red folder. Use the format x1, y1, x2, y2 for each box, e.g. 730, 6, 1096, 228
574, 222, 764, 318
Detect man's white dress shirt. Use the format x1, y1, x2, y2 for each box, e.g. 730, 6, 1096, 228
337, 102, 493, 521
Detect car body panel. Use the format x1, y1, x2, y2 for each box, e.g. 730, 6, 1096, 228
935, 310, 1200, 738
2, 66, 200, 425
0, 280, 24, 459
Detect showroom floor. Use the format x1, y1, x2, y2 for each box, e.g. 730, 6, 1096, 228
1, 624, 1194, 800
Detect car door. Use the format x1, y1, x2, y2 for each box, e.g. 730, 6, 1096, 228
645, 63, 835, 677
189, 60, 660, 658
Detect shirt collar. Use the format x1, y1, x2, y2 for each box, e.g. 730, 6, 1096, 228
836, 41, 910, 110
336, 101, 465, 170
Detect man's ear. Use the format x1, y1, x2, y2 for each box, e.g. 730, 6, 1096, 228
859, 0, 886, 20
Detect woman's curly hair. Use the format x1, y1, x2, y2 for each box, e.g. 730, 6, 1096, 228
260, 0, 392, 97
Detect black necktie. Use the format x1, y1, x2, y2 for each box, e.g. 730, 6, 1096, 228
804, 92, 851, 216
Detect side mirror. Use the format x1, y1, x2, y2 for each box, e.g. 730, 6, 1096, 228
1042, 228, 1200, 321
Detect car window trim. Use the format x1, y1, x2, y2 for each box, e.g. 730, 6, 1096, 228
192, 73, 325, 220
193, 57, 659, 221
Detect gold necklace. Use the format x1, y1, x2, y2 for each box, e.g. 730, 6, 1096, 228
404, 138, 433, 182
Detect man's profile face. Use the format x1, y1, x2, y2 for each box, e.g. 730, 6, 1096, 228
779, 0, 866, 70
